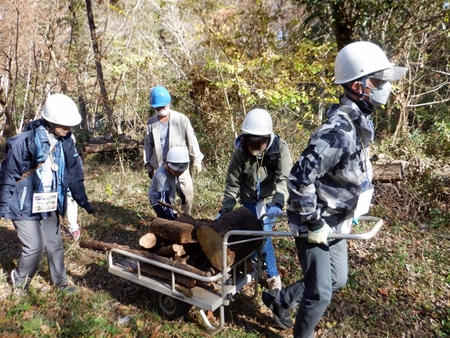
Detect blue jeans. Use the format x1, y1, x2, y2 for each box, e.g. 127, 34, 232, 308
280, 238, 348, 338
242, 202, 279, 278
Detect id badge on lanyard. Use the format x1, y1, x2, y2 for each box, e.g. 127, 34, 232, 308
32, 192, 58, 213
354, 187, 374, 219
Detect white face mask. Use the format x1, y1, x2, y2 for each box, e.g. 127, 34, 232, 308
158, 108, 170, 116
366, 81, 392, 107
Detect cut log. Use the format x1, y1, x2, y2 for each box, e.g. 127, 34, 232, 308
372, 161, 404, 182
139, 233, 157, 249
82, 139, 139, 154
154, 244, 186, 257
196, 206, 264, 270
139, 262, 195, 290
149, 218, 197, 244
80, 240, 211, 289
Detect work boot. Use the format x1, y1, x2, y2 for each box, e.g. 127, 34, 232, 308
267, 276, 282, 290
262, 289, 293, 330
10, 269, 29, 295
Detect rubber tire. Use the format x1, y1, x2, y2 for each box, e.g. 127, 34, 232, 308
156, 293, 192, 320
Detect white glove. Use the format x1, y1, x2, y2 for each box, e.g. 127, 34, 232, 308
192, 162, 202, 176
289, 223, 299, 236
267, 205, 283, 218
214, 213, 221, 220
307, 222, 332, 244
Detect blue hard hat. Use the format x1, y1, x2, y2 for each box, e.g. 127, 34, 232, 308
150, 86, 171, 108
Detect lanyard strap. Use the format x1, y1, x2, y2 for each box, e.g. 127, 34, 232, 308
255, 153, 265, 201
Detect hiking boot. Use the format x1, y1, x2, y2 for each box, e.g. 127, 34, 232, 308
262, 289, 293, 330
267, 276, 282, 290
57, 277, 79, 294
10, 269, 29, 294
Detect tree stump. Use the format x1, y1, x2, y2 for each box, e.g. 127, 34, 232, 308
196, 207, 264, 270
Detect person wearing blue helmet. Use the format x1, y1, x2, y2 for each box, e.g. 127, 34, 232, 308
144, 86, 204, 215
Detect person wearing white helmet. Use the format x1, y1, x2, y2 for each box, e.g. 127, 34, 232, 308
216, 108, 292, 291
262, 42, 407, 335
148, 146, 191, 220
0, 93, 95, 294
144, 86, 204, 215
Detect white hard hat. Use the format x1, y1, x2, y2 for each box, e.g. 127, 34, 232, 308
334, 41, 407, 84
166, 146, 190, 171
42, 94, 82, 127
241, 109, 273, 135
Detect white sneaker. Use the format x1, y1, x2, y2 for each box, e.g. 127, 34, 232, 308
267, 276, 282, 290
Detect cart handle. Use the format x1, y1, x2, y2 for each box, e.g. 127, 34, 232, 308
223, 215, 384, 247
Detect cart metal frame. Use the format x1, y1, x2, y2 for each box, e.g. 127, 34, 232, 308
107, 215, 383, 330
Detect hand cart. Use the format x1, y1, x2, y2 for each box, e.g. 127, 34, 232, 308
107, 215, 383, 330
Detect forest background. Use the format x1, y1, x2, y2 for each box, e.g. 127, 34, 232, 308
0, 0, 449, 337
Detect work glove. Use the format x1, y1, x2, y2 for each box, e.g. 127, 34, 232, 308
289, 223, 299, 236
267, 205, 283, 218
81, 202, 96, 215
307, 220, 332, 245
191, 162, 202, 176
70, 229, 81, 241
214, 213, 221, 220
144, 163, 154, 179
147, 167, 154, 179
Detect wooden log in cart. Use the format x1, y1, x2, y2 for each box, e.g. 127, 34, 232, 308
196, 206, 264, 270
139, 233, 157, 249
154, 244, 186, 257
79, 240, 211, 289
148, 218, 198, 244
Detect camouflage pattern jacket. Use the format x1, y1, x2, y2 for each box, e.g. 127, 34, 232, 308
287, 96, 374, 233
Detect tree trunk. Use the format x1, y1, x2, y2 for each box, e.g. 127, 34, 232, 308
196, 206, 264, 270
85, 0, 115, 135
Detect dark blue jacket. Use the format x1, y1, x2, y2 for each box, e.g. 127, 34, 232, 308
0, 119, 90, 221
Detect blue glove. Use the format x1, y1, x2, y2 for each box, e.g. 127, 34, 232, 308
267, 205, 283, 218
214, 213, 221, 220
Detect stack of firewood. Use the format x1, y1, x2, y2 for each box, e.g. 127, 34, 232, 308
80, 206, 264, 290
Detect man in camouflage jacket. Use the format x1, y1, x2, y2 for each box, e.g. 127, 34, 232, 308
262, 41, 407, 337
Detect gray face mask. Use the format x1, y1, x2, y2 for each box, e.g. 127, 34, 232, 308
366, 81, 392, 107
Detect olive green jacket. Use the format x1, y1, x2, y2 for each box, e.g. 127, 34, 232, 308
219, 134, 292, 215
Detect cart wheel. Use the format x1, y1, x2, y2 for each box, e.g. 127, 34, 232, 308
156, 293, 192, 320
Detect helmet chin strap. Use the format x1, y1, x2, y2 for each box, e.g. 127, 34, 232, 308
342, 80, 375, 115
